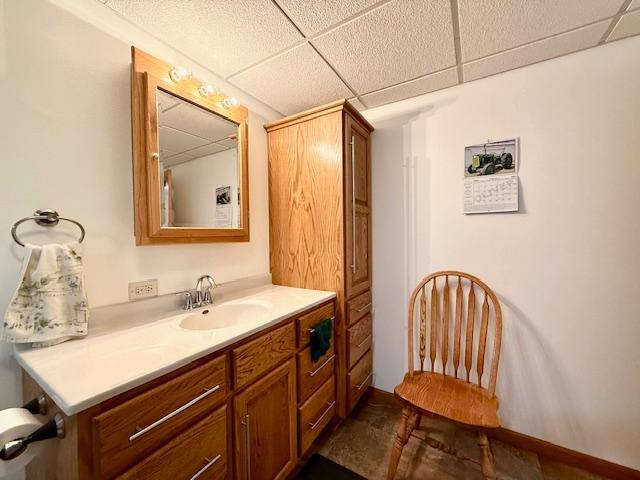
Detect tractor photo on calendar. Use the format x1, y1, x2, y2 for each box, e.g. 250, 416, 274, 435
464, 139, 518, 177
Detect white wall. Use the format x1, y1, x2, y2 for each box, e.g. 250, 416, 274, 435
367, 37, 640, 469
171, 149, 240, 227
0, 0, 278, 434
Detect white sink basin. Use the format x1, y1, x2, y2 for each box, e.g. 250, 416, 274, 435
178, 303, 270, 331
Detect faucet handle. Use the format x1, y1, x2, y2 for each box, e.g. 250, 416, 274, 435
176, 291, 194, 310
202, 287, 213, 306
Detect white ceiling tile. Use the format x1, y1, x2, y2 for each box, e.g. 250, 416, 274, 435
157, 91, 179, 112
159, 148, 177, 161
230, 43, 352, 115
458, 0, 624, 61
361, 68, 458, 108
312, 0, 455, 93
609, 10, 640, 40
105, 0, 303, 77
217, 138, 238, 148
463, 21, 610, 82
163, 153, 197, 168
183, 142, 228, 159
159, 126, 209, 152
276, 0, 380, 36
348, 98, 367, 111
159, 100, 237, 141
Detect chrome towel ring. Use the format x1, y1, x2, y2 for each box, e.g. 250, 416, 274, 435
11, 209, 85, 247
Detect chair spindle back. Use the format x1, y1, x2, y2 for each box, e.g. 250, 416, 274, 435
407, 271, 503, 396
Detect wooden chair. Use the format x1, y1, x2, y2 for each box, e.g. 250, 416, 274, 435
386, 271, 503, 480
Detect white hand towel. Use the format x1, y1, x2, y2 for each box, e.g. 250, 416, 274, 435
2, 242, 89, 347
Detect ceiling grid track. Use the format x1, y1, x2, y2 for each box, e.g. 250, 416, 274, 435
228, 0, 394, 82
600, 0, 633, 43
105, 0, 640, 114
267, 0, 383, 107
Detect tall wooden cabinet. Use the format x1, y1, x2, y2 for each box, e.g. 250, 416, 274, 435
265, 100, 374, 418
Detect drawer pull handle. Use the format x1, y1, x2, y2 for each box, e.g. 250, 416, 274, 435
355, 302, 371, 313
356, 334, 372, 349
129, 384, 221, 442
307, 354, 335, 377
356, 372, 373, 391
190, 453, 222, 479
241, 414, 251, 480
309, 401, 335, 430
308, 317, 335, 334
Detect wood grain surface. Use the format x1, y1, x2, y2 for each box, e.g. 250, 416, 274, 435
234, 359, 297, 480
298, 378, 336, 455
117, 405, 228, 480
296, 302, 335, 348
92, 355, 227, 478
297, 343, 335, 404
347, 314, 372, 369
394, 372, 499, 428
131, 47, 249, 245
233, 322, 295, 389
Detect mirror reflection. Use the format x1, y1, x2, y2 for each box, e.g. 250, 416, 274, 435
157, 89, 241, 228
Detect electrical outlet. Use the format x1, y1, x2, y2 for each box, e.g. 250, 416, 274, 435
128, 279, 158, 301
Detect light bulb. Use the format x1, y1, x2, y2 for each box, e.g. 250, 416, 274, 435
198, 83, 217, 97
169, 66, 189, 83
222, 96, 239, 109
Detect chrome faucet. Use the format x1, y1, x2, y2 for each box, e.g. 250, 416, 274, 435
195, 275, 218, 307
178, 275, 219, 310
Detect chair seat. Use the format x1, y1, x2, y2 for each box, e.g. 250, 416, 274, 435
394, 372, 500, 429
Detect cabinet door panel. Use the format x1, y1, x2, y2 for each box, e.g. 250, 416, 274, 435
234, 359, 296, 480
345, 115, 371, 299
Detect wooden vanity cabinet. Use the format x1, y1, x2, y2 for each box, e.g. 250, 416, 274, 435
266, 100, 374, 418
24, 299, 336, 480
234, 359, 297, 480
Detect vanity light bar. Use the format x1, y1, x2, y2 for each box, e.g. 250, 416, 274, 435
169, 66, 238, 109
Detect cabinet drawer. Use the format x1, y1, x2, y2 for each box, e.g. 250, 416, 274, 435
118, 405, 228, 480
347, 314, 372, 369
93, 355, 227, 479
233, 323, 295, 389
298, 378, 335, 454
297, 302, 335, 348
297, 342, 335, 404
347, 350, 373, 411
346, 291, 371, 327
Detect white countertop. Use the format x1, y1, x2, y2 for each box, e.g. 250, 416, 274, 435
14, 281, 335, 416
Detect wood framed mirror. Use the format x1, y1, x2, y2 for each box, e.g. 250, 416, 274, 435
131, 47, 249, 245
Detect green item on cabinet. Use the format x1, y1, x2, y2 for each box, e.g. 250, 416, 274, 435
310, 317, 332, 362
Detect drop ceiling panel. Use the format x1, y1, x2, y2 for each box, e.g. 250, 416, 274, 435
217, 138, 238, 148
348, 98, 367, 111
159, 126, 209, 153
105, 0, 303, 77
458, 0, 625, 61
159, 148, 177, 161
160, 103, 237, 142
184, 142, 229, 158
230, 43, 352, 115
312, 0, 455, 93
275, 0, 380, 36
157, 91, 179, 112
361, 68, 458, 108
463, 21, 610, 82
163, 153, 197, 167
609, 10, 640, 40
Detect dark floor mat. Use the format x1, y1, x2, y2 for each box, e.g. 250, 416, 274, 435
295, 454, 368, 479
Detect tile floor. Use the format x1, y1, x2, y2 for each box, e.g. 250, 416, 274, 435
313, 393, 609, 480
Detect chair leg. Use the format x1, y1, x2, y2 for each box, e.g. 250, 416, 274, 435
478, 431, 496, 480
387, 406, 418, 480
